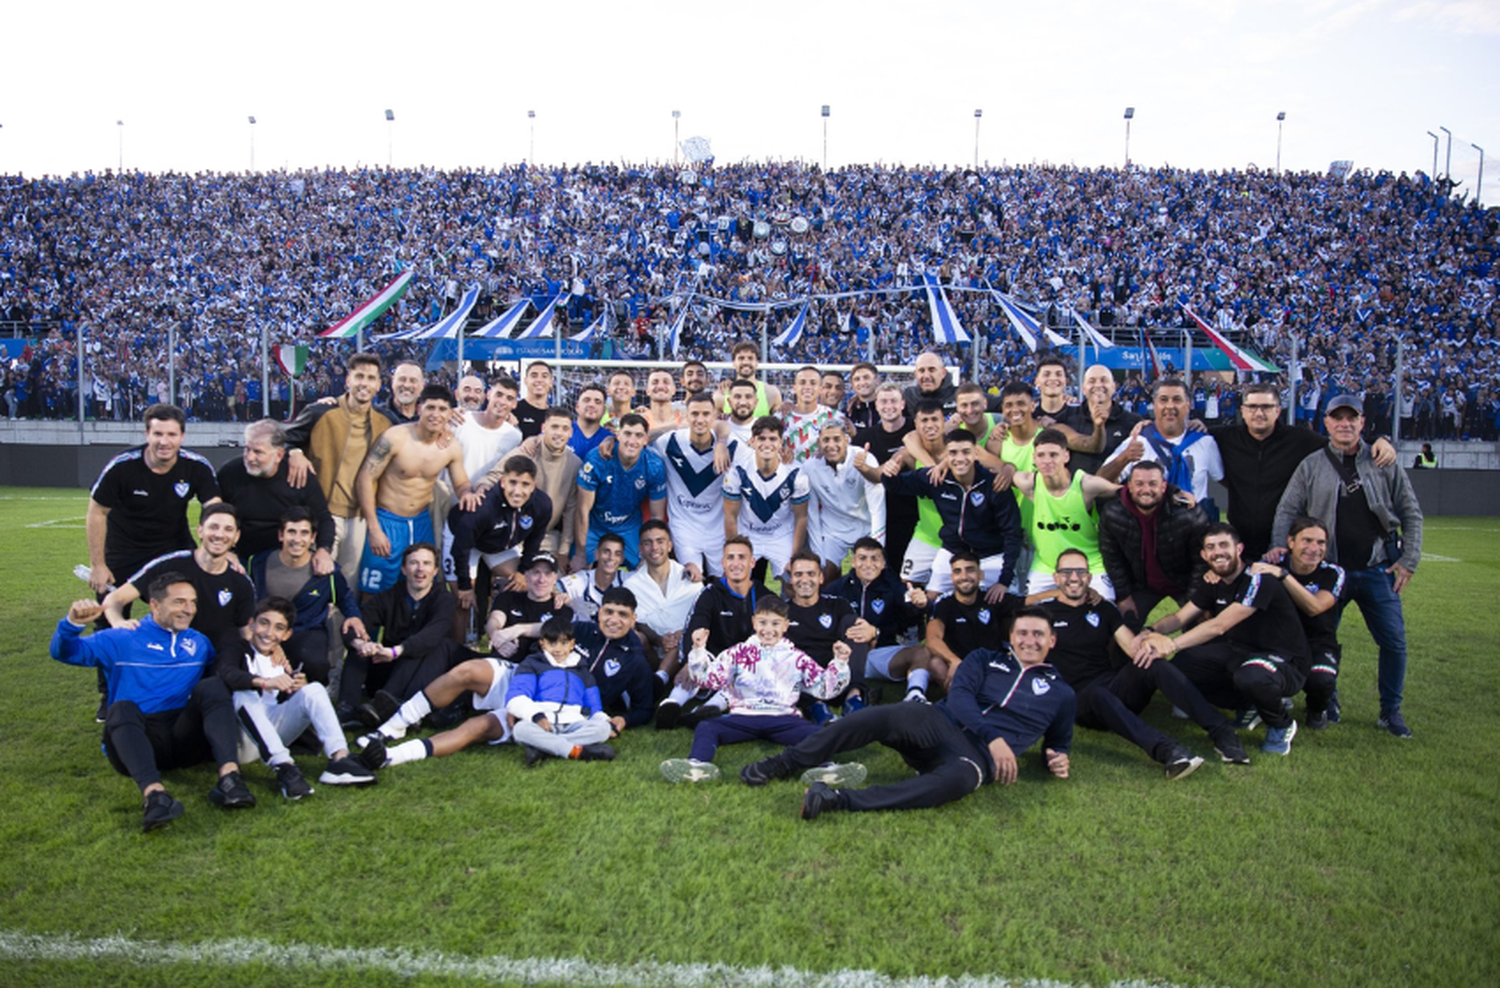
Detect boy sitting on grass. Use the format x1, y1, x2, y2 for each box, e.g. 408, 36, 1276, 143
507, 616, 618, 767
660, 595, 863, 786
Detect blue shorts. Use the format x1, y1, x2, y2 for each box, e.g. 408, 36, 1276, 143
359, 507, 434, 593
587, 523, 641, 569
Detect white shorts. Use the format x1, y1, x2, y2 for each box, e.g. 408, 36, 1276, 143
900, 539, 940, 586
474, 658, 517, 713
441, 526, 519, 584
927, 547, 1008, 594
813, 530, 859, 570
670, 524, 726, 578
746, 533, 793, 579
1027, 569, 1116, 601
865, 645, 907, 681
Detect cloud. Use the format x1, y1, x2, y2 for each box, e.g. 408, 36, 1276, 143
1396, 0, 1500, 35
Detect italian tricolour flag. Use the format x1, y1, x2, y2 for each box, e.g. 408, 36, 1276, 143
318, 270, 414, 339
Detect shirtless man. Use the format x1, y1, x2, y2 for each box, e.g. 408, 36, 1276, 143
357, 385, 481, 594
642, 369, 687, 431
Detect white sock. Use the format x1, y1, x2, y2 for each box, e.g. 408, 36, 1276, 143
390, 691, 433, 731
655, 670, 670, 685
907, 669, 931, 694
386, 739, 430, 766
701, 691, 729, 712
664, 683, 695, 706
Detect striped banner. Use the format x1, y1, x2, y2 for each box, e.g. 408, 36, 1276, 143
515, 294, 566, 340
923, 274, 970, 344
667, 307, 688, 358
1182, 305, 1278, 372
570, 313, 604, 343
377, 284, 480, 341
994, 292, 1069, 351
468, 298, 533, 339
1070, 307, 1114, 348
318, 270, 413, 339
772, 303, 809, 349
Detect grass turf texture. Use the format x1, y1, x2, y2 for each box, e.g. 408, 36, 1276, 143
1, 488, 1496, 988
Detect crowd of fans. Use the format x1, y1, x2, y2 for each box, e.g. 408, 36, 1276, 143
2, 161, 1496, 438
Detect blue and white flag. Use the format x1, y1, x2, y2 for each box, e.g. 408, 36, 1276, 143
469, 298, 532, 339
667, 307, 688, 358
374, 284, 479, 340
772, 302, 809, 349
923, 274, 970, 344
994, 292, 1068, 351
516, 294, 566, 340
571, 313, 604, 343
1070, 307, 1114, 349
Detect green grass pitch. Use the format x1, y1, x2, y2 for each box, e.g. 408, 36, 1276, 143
0, 488, 1496, 987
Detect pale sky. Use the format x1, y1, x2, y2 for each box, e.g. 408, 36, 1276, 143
3, 0, 1496, 204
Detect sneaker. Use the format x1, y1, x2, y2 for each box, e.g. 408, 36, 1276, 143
1213, 732, 1251, 765
660, 758, 721, 783
1305, 708, 1330, 731
1163, 747, 1204, 781
522, 744, 547, 769
1170, 705, 1189, 719
1326, 690, 1342, 724
1281, 696, 1294, 713
842, 692, 867, 715
142, 790, 184, 832
319, 756, 378, 786
208, 770, 257, 809
336, 703, 365, 731
354, 734, 389, 771
903, 688, 931, 704
356, 690, 401, 731
740, 754, 794, 787
800, 781, 843, 820
1230, 707, 1262, 732
681, 702, 727, 728
95, 696, 109, 724
1261, 719, 1298, 756
576, 743, 616, 762
806, 701, 837, 726
800, 762, 868, 788
655, 700, 682, 731
273, 762, 315, 800
1377, 709, 1413, 738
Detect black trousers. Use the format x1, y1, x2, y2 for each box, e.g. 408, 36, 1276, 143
338, 638, 475, 709
1074, 661, 1229, 763
286, 627, 331, 685
1305, 647, 1340, 713
102, 678, 241, 791
1172, 643, 1306, 730
778, 703, 989, 812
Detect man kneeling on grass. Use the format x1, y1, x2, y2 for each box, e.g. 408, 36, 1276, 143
660, 594, 859, 785
217, 596, 379, 799
51, 576, 256, 832
740, 606, 1075, 819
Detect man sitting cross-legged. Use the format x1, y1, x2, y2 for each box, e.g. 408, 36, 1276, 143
740, 607, 1074, 820
217, 596, 378, 799
660, 595, 857, 785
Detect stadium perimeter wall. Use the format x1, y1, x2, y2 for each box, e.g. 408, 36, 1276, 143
0, 423, 1496, 516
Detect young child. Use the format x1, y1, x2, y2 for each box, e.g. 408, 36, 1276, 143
660, 595, 864, 785
217, 596, 379, 799
507, 616, 618, 767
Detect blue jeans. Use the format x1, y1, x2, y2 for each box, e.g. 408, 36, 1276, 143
1339, 566, 1408, 712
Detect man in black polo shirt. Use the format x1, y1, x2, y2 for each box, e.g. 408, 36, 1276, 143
916, 551, 1022, 693
216, 419, 336, 566
1033, 548, 1248, 775
782, 552, 867, 722
1135, 523, 1311, 757
1054, 364, 1142, 477
515, 362, 554, 438
487, 552, 574, 660
853, 383, 916, 566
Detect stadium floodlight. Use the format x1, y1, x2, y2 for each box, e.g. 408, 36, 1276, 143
821, 105, 830, 171
248, 116, 256, 172
1426, 131, 1439, 178
1473, 143, 1485, 202
672, 109, 680, 165
116, 119, 123, 172
1439, 125, 1452, 180
1123, 107, 1134, 168
1276, 111, 1286, 174
384, 109, 394, 167
974, 109, 982, 169
528, 110, 536, 163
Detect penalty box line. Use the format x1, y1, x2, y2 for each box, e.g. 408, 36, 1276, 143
0, 929, 1198, 988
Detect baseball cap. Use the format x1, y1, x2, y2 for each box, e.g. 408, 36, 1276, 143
523, 551, 559, 572
1326, 395, 1364, 416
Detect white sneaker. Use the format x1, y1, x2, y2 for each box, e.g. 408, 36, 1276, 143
903, 688, 931, 704
660, 758, 722, 783
800, 762, 867, 787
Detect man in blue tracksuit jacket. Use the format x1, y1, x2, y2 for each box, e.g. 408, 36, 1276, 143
51, 572, 257, 831
742, 605, 1076, 818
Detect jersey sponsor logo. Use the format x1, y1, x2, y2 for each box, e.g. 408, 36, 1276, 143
1032, 677, 1051, 695
217, 589, 233, 607
987, 659, 1012, 672
977, 608, 991, 624
604, 659, 621, 678
1085, 611, 1100, 627
147, 642, 165, 651
871, 598, 886, 615
818, 613, 833, 629
173, 481, 190, 498
719, 610, 735, 617
133, 489, 150, 497
519, 515, 534, 529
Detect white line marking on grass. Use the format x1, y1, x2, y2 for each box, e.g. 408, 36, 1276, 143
25, 516, 87, 529
1424, 526, 1500, 533
1420, 553, 1460, 562
0, 930, 1199, 988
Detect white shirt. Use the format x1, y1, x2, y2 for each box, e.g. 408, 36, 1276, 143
624, 560, 705, 636
802, 447, 886, 543
560, 568, 628, 620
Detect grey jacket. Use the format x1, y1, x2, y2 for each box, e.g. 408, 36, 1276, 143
1271, 442, 1423, 572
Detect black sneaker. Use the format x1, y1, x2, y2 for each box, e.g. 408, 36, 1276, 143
522, 744, 547, 769
208, 770, 257, 809
1164, 746, 1205, 781
336, 703, 365, 730
319, 756, 377, 786
801, 781, 843, 820
1326, 690, 1342, 724
1306, 708, 1330, 731
357, 690, 401, 731
740, 755, 793, 787
142, 790, 184, 832
1214, 732, 1252, 766
1377, 709, 1413, 739
577, 743, 616, 762
681, 702, 727, 729
353, 735, 388, 772
95, 696, 109, 724
655, 700, 682, 731
273, 763, 314, 800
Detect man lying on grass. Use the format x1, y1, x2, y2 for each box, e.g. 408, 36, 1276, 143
51, 576, 257, 832
740, 606, 1075, 820
660, 594, 858, 785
